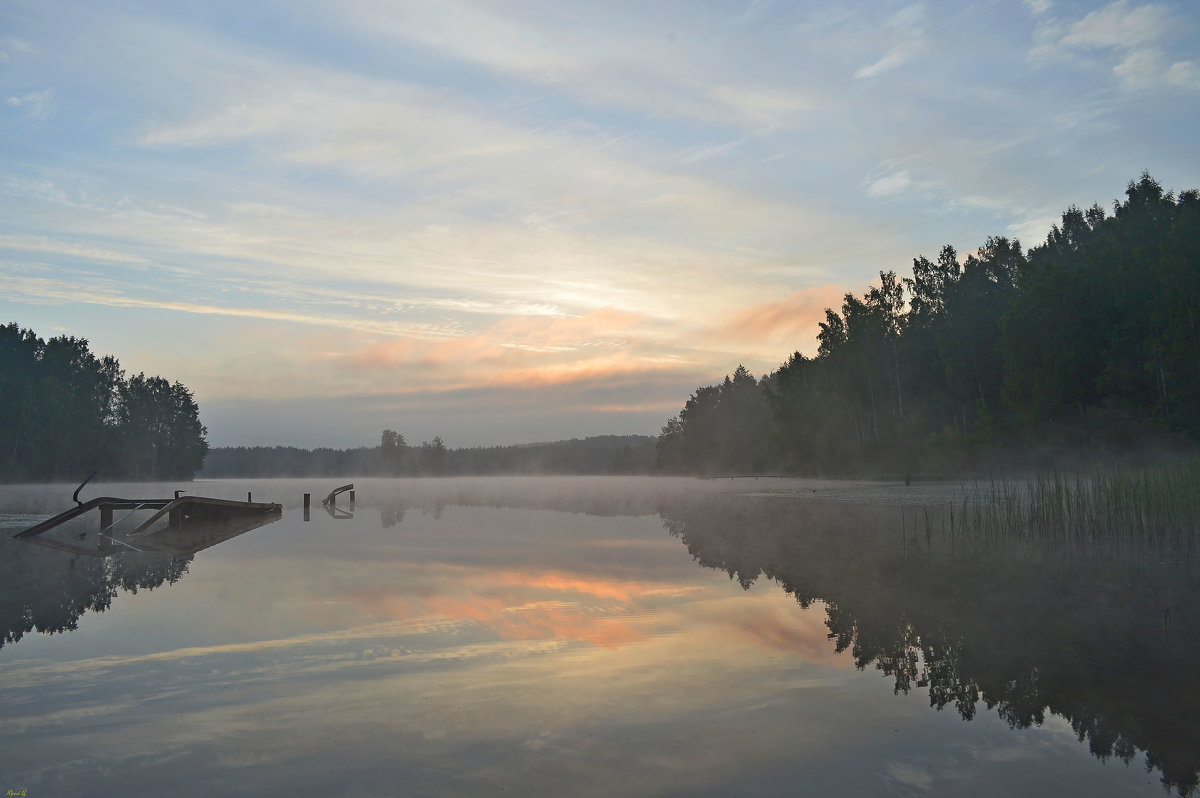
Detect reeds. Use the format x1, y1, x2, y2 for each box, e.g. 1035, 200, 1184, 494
926, 458, 1200, 563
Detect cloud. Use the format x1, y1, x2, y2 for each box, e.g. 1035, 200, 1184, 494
1037, 1, 1198, 92
672, 139, 744, 164
1114, 49, 1200, 90
1060, 1, 1169, 50
865, 170, 913, 198
0, 268, 467, 340
0, 234, 149, 264
706, 286, 845, 357
334, 565, 706, 650
1005, 215, 1058, 249
854, 3, 925, 79
730, 0, 774, 26
333, 0, 812, 131
709, 599, 851, 667
6, 88, 53, 118
854, 46, 917, 79
1024, 0, 1052, 17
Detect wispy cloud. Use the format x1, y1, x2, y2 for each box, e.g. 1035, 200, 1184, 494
865, 170, 914, 198
706, 286, 845, 357
5, 88, 53, 118
854, 3, 925, 79
1034, 1, 1199, 91
0, 234, 148, 264
333, 0, 811, 131
1060, 1, 1169, 50
1024, 0, 1053, 17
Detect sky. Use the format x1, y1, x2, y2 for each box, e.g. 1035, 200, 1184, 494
2, 0, 1198, 449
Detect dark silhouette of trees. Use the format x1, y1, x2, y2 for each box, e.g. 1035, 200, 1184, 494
419, 435, 448, 476
202, 434, 657, 477
381, 429, 408, 476
659, 493, 1200, 795
656, 365, 776, 475
0, 324, 208, 482
658, 174, 1200, 476
0, 537, 192, 651
117, 374, 208, 480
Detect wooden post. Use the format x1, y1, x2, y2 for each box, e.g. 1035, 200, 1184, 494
248, 492, 252, 503
303, 493, 310, 509
100, 505, 113, 531
349, 490, 356, 504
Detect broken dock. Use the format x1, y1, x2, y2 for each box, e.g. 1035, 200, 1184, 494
14, 489, 282, 540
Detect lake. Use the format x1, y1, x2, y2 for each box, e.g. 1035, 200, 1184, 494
1, 476, 1196, 797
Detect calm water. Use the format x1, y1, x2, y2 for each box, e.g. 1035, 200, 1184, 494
1, 477, 1196, 797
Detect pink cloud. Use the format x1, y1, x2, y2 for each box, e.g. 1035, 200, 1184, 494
708, 285, 844, 355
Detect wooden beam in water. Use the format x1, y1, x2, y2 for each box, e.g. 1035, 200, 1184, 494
321, 484, 354, 507
14, 494, 280, 539
128, 496, 281, 535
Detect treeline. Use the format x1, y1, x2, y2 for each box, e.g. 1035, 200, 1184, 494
0, 324, 209, 482
200, 433, 657, 478
658, 174, 1200, 476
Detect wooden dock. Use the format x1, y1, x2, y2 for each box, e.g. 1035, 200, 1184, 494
14, 493, 282, 539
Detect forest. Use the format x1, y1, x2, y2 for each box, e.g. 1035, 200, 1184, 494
200, 433, 657, 478
0, 324, 209, 482
657, 174, 1200, 476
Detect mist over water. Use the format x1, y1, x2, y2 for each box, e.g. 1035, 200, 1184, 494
1, 477, 1195, 796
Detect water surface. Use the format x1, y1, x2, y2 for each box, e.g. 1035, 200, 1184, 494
1, 477, 1195, 796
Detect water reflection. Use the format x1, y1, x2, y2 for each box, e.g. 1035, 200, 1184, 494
0, 513, 278, 651
659, 493, 1200, 796
0, 539, 189, 651
0, 477, 1193, 797
380, 500, 406, 528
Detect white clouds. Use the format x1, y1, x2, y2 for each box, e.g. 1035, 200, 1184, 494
334, 0, 812, 131
865, 170, 913, 198
855, 46, 916, 79
671, 139, 744, 164
1034, 1, 1199, 92
854, 3, 925, 79
1060, 1, 1169, 50
127, 51, 848, 322
6, 88, 53, 118
0, 234, 148, 264
729, 0, 774, 26
1114, 48, 1200, 90
1164, 59, 1200, 88
1005, 214, 1058, 248
0, 36, 33, 64
1024, 0, 1053, 17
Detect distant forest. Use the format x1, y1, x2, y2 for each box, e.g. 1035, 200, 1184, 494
0, 324, 209, 482
657, 174, 1200, 476
201, 434, 657, 478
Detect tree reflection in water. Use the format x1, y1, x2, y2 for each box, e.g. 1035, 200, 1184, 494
0, 540, 191, 650
659, 494, 1200, 796
0, 512, 278, 651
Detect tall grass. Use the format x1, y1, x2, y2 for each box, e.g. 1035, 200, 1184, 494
929, 458, 1200, 563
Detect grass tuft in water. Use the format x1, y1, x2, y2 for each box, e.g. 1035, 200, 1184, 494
931, 459, 1200, 564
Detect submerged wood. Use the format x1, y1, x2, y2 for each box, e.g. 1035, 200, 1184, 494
13, 493, 281, 539
321, 483, 354, 506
